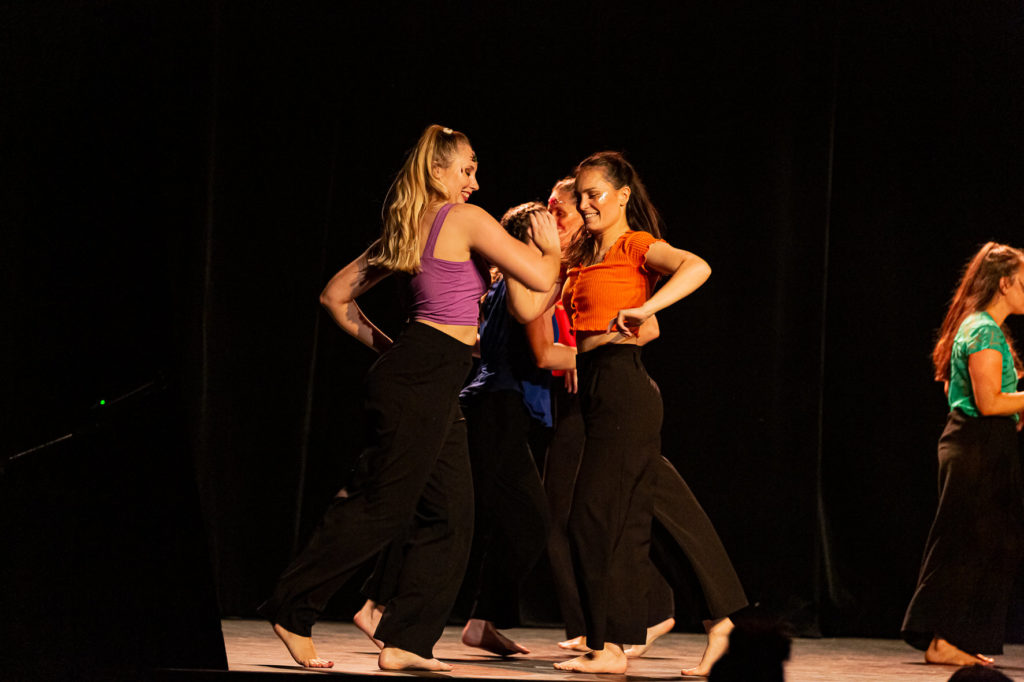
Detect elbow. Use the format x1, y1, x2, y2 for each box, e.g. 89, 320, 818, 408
697, 260, 712, 283
319, 287, 349, 311
534, 354, 557, 371
974, 394, 1001, 416
976, 402, 999, 417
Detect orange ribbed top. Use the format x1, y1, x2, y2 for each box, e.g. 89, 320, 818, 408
562, 230, 664, 332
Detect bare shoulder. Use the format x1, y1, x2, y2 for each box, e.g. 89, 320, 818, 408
447, 203, 498, 226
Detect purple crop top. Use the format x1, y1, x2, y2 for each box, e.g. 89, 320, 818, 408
408, 204, 488, 326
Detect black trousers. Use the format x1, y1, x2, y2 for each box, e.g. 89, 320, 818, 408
259, 322, 474, 659
902, 410, 1024, 655
364, 389, 551, 627
569, 345, 663, 648
544, 381, 674, 638
457, 390, 550, 625
551, 347, 748, 646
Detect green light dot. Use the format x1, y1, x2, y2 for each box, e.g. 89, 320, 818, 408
99, 399, 106, 405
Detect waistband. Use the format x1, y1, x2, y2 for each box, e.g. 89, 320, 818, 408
397, 320, 476, 356
576, 343, 643, 372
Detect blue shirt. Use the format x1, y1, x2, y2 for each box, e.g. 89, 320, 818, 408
460, 279, 553, 427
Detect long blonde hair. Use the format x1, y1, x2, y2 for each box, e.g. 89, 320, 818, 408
368, 124, 472, 273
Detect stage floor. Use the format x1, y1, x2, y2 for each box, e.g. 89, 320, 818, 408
221, 620, 1024, 681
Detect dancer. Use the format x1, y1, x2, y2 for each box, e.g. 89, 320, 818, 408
258, 124, 560, 671
457, 202, 556, 656
509, 151, 724, 674
519, 168, 747, 674
535, 178, 678, 657
902, 242, 1024, 667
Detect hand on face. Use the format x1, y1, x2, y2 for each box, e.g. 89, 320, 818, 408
528, 210, 561, 257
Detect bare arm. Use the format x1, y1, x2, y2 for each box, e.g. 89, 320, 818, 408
968, 349, 1024, 416
636, 314, 660, 346
319, 247, 394, 352
610, 242, 712, 336
524, 307, 576, 371
507, 277, 563, 324
456, 204, 561, 292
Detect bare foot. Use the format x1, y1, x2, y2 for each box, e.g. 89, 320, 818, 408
353, 599, 385, 649
558, 635, 591, 652
925, 637, 994, 666
271, 623, 334, 668
625, 617, 675, 657
681, 617, 733, 677
462, 618, 530, 656
553, 643, 627, 673
379, 646, 453, 671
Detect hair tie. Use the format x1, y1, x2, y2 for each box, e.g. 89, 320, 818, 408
442, 127, 453, 134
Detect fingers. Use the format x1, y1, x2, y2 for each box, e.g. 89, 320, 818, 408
565, 369, 578, 394
529, 211, 561, 254
606, 312, 635, 336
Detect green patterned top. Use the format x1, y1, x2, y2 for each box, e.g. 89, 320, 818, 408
948, 311, 1019, 422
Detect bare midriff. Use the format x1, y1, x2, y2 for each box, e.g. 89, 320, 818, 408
576, 329, 640, 353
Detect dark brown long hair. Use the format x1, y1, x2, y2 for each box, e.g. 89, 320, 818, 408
932, 241, 1024, 382
564, 151, 664, 268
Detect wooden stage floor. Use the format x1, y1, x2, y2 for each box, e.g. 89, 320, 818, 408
221, 619, 1024, 681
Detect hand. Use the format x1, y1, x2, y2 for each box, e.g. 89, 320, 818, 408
529, 210, 561, 257
564, 368, 578, 394
606, 307, 651, 337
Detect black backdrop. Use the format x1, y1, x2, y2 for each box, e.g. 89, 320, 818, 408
5, 0, 1024, 645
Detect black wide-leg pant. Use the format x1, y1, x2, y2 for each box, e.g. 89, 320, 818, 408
568, 345, 662, 648
544, 381, 674, 638
363, 390, 550, 627
459, 389, 550, 625
259, 322, 474, 659
548, 349, 748, 644
902, 409, 1024, 655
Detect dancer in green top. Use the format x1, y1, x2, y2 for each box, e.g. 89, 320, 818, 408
902, 241, 1024, 667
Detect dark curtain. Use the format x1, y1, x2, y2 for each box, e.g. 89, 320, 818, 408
5, 0, 1024, 642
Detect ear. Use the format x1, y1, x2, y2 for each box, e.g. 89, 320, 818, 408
431, 163, 444, 180
620, 185, 632, 207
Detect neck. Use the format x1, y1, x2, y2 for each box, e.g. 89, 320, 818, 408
985, 298, 1012, 326
596, 221, 630, 252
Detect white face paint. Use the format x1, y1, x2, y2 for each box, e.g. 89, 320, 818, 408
576, 168, 622, 233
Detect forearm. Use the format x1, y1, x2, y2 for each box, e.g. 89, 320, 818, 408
319, 252, 392, 353
974, 390, 1024, 417
534, 343, 576, 371
507, 277, 561, 323
510, 253, 561, 294
322, 298, 393, 353
639, 259, 711, 317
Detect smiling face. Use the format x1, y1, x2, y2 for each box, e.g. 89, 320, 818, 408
548, 189, 584, 251
434, 142, 479, 203
574, 167, 630, 235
